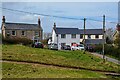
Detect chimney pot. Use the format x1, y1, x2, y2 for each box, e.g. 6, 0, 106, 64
2, 16, 5, 23
53, 22, 56, 28
38, 17, 40, 26
116, 23, 120, 31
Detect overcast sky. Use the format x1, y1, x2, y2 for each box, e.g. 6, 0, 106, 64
0, 2, 118, 33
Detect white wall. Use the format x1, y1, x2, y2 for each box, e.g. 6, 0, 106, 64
52, 29, 57, 44
57, 34, 80, 50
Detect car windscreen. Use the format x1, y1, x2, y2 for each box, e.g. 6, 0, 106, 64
78, 45, 84, 47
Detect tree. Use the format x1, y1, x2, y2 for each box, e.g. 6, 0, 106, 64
106, 28, 114, 43
114, 33, 120, 49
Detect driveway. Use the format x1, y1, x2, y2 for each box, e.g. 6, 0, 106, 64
90, 52, 120, 65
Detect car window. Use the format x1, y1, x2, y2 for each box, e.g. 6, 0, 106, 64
54, 44, 57, 46
78, 45, 84, 47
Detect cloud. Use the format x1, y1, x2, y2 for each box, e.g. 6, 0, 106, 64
20, 14, 35, 21
19, 14, 45, 22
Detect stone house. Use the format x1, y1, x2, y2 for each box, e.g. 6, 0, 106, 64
1, 16, 43, 42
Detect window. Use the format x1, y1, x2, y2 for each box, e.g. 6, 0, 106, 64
12, 31, 16, 36
35, 31, 39, 36
7, 32, 10, 36
61, 34, 66, 38
80, 34, 83, 39
71, 34, 76, 38
95, 35, 99, 39
21, 31, 25, 36
88, 35, 91, 39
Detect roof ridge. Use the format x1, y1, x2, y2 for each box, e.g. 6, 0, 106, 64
56, 27, 79, 29
5, 22, 37, 25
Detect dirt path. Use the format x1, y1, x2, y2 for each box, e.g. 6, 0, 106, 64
2, 59, 120, 76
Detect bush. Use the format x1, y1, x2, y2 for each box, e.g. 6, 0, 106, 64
2, 37, 32, 45
93, 44, 120, 60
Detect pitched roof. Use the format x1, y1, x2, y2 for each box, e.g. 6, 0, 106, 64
4, 22, 41, 30
79, 29, 103, 34
55, 27, 103, 34
55, 27, 80, 34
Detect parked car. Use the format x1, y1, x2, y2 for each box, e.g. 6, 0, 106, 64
48, 43, 58, 50
32, 42, 44, 48
71, 44, 85, 50
61, 45, 71, 50
86, 45, 94, 52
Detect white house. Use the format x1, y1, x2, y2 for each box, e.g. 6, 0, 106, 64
79, 29, 104, 46
52, 23, 80, 50
51, 23, 104, 50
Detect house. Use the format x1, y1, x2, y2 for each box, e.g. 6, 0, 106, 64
52, 23, 80, 50
51, 23, 104, 50
113, 23, 120, 41
1, 16, 43, 42
79, 29, 104, 46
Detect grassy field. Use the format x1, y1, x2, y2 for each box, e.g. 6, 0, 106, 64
2, 44, 120, 78
2, 62, 108, 78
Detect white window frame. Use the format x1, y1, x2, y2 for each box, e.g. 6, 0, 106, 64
87, 35, 91, 39
35, 31, 39, 36
61, 34, 66, 38
21, 31, 26, 36
80, 34, 83, 39
71, 34, 76, 38
7, 32, 10, 36
12, 31, 16, 36
95, 35, 99, 39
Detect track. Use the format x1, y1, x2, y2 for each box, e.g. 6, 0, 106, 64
2, 59, 120, 76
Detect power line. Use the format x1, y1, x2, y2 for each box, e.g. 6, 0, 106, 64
1, 7, 84, 21
1, 7, 119, 24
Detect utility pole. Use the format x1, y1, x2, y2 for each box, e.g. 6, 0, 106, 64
83, 18, 86, 53
103, 15, 105, 62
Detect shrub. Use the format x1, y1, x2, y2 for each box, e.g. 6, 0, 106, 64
2, 37, 32, 45
93, 44, 120, 60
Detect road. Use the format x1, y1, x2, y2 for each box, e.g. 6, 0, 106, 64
90, 52, 120, 65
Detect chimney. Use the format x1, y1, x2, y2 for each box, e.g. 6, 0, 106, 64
38, 17, 41, 26
53, 22, 56, 30
2, 16, 5, 23
116, 23, 120, 31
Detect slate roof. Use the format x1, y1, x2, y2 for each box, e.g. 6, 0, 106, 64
85, 39, 105, 44
4, 22, 41, 30
79, 29, 103, 35
55, 27, 103, 34
55, 28, 80, 34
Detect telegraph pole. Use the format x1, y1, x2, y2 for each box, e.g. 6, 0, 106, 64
83, 18, 86, 53
103, 15, 105, 62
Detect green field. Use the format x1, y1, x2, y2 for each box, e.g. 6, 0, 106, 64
3, 62, 108, 78
2, 44, 120, 78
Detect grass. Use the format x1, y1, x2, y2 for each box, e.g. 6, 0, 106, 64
2, 62, 109, 78
2, 44, 120, 73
